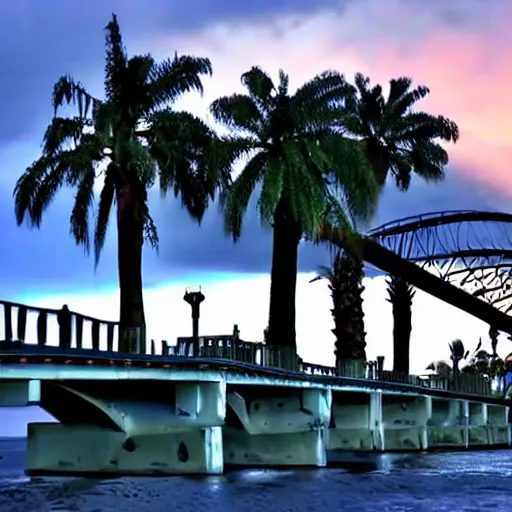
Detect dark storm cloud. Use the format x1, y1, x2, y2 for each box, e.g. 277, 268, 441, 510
155, 170, 512, 276
0, 0, 337, 144
0, 0, 510, 300
0, 0, 339, 299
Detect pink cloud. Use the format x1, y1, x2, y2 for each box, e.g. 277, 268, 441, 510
151, 0, 512, 197
356, 26, 512, 195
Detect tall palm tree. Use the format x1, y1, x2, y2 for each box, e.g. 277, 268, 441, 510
387, 274, 415, 374
310, 248, 367, 365
13, 14, 227, 352
211, 67, 378, 350
320, 74, 460, 369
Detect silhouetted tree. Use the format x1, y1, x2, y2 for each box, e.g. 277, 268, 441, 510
13, 15, 228, 351
311, 247, 367, 365
387, 274, 415, 374
212, 67, 378, 350
321, 74, 460, 368
449, 339, 469, 375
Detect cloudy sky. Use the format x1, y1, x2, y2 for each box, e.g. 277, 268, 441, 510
1, 0, 512, 434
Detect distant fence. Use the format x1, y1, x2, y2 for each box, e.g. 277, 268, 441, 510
0, 299, 506, 399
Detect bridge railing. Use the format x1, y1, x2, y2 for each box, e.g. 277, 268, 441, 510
0, 299, 503, 399
0, 300, 119, 352
163, 336, 299, 370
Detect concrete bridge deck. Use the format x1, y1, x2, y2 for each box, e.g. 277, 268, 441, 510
0, 298, 510, 476
1, 345, 511, 476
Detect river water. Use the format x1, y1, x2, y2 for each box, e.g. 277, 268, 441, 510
0, 438, 510, 511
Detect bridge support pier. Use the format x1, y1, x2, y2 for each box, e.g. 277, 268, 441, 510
223, 388, 331, 467
26, 423, 224, 476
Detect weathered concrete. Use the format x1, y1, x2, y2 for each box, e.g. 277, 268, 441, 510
382, 395, 430, 451
26, 423, 224, 475
224, 427, 327, 466
0, 362, 510, 476
223, 388, 331, 467
0, 380, 40, 406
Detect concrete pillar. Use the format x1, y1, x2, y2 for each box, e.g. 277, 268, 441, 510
462, 400, 470, 448
369, 391, 384, 451
223, 388, 331, 467
223, 428, 328, 467
507, 406, 512, 446
419, 396, 432, 451
0, 380, 41, 406
26, 423, 224, 476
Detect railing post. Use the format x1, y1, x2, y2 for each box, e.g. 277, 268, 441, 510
57, 305, 72, 350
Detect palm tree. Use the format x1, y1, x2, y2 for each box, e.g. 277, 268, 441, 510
342, 73, 460, 191
387, 274, 415, 374
489, 326, 499, 358
211, 67, 378, 351
310, 247, 367, 370
322, 74, 460, 370
449, 339, 469, 375
13, 14, 227, 352
426, 360, 452, 379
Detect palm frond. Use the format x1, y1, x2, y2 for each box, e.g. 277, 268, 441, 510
52, 75, 100, 118
147, 53, 212, 112
292, 70, 349, 132
14, 134, 105, 229
240, 66, 276, 113
321, 135, 379, 225
14, 155, 61, 227
142, 205, 159, 251
42, 117, 91, 155
222, 151, 267, 240
104, 13, 127, 103
147, 109, 224, 222
385, 78, 430, 120
69, 169, 95, 250
94, 163, 117, 265
210, 94, 264, 135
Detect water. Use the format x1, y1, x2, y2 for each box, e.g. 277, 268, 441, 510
0, 438, 510, 511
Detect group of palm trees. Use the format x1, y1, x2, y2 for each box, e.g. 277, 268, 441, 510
13, 14, 460, 366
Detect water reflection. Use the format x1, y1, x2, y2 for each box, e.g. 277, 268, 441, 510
1, 439, 511, 512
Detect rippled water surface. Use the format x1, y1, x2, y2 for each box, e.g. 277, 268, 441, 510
0, 438, 511, 511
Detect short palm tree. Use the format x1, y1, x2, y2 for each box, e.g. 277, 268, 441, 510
13, 14, 227, 351
211, 67, 378, 350
449, 339, 469, 375
387, 274, 415, 374
310, 248, 367, 365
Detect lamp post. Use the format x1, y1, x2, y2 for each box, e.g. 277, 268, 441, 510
183, 286, 205, 356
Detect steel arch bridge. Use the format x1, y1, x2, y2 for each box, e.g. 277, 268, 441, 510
368, 210, 512, 316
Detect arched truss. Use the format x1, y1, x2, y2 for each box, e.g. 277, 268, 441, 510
368, 211, 512, 315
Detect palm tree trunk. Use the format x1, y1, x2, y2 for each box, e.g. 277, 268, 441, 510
116, 178, 146, 353
388, 275, 414, 375
267, 200, 302, 352
392, 301, 412, 374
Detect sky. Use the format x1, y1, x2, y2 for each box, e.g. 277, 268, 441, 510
1, 0, 512, 435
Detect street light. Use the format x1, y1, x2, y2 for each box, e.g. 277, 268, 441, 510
183, 286, 205, 355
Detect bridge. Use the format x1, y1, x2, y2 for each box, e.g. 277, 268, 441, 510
0, 298, 511, 476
